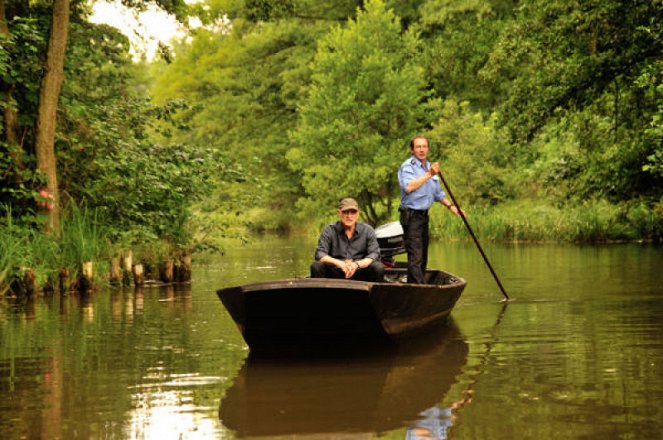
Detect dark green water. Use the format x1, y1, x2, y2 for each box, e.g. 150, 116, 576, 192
1, 237, 662, 439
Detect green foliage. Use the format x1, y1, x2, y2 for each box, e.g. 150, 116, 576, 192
428, 100, 515, 206
288, 0, 430, 225
53, 19, 219, 250
150, 14, 334, 231
1, 2, 222, 263
482, 0, 662, 142
148, 0, 660, 240
4, 0, 659, 246
528, 99, 661, 205
416, 0, 515, 107
88, 139, 219, 247
0, 14, 46, 120
0, 142, 46, 222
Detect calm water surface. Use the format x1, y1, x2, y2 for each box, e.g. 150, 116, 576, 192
1, 237, 662, 439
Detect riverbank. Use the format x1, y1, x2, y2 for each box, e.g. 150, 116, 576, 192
0, 207, 192, 297
246, 199, 662, 244
3, 199, 660, 296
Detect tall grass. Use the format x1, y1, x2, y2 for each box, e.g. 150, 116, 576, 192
429, 199, 662, 243
0, 202, 110, 294
0, 209, 29, 295
58, 202, 108, 277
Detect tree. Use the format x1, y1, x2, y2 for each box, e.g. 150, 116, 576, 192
288, 0, 431, 225
150, 9, 340, 231
34, 0, 69, 232
1, 0, 191, 232
414, 0, 516, 108
479, 0, 662, 205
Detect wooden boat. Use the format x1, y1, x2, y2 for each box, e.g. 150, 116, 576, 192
217, 267, 465, 348
216, 222, 466, 349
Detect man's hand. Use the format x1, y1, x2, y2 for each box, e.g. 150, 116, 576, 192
449, 205, 466, 217
342, 259, 358, 278
429, 162, 440, 176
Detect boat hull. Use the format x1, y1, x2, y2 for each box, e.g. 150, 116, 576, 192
217, 268, 466, 348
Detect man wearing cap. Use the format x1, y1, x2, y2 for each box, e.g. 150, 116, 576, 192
311, 198, 385, 282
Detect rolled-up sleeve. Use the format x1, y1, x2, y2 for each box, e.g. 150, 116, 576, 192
364, 226, 380, 261
314, 225, 334, 261
398, 163, 416, 192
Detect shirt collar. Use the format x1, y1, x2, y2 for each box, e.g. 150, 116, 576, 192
334, 221, 359, 237
410, 155, 429, 169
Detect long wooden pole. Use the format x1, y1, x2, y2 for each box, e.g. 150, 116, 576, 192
437, 170, 510, 300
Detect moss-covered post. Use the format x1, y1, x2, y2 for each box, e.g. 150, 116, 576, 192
58, 268, 68, 294
133, 264, 144, 286
79, 261, 94, 291
109, 257, 121, 285
177, 254, 192, 282
159, 260, 174, 283
122, 250, 133, 286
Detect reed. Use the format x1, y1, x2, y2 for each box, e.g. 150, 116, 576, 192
57, 202, 109, 283
0, 209, 29, 295
428, 199, 661, 243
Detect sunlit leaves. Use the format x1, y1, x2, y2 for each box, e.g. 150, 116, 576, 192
288, 0, 429, 225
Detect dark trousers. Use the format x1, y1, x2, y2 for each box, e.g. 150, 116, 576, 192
400, 208, 429, 284
310, 260, 385, 282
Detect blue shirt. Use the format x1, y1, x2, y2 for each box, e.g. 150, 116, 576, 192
314, 222, 380, 262
398, 156, 445, 210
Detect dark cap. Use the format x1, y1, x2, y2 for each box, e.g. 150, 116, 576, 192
338, 198, 359, 212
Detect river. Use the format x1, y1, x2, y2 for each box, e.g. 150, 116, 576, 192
1, 236, 662, 439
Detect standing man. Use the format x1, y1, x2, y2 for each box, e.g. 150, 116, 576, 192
311, 198, 385, 282
398, 135, 461, 284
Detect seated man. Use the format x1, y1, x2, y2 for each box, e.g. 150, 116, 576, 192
310, 198, 385, 282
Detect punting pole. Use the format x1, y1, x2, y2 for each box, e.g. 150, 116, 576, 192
437, 169, 510, 301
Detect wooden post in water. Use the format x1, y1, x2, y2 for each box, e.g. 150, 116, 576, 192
176, 254, 192, 282
109, 257, 121, 285
160, 260, 174, 283
23, 269, 36, 296
59, 268, 68, 294
179, 254, 191, 282
79, 261, 94, 291
122, 250, 133, 286
133, 264, 144, 286
143, 262, 155, 282
43, 274, 56, 295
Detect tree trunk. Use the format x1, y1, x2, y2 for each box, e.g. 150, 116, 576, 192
0, 0, 20, 148
34, 0, 70, 233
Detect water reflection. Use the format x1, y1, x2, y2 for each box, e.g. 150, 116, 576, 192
0, 284, 233, 439
219, 321, 468, 438
2, 241, 662, 439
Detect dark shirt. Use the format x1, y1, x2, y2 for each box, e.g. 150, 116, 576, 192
314, 222, 380, 262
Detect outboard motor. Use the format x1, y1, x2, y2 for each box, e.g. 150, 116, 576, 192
374, 222, 405, 267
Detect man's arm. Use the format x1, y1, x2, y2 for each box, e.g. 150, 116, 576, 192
316, 226, 356, 278
400, 162, 439, 194
354, 225, 380, 269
